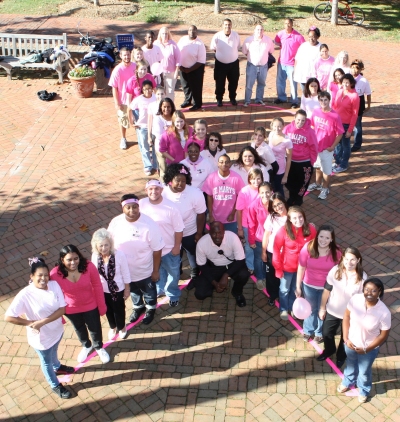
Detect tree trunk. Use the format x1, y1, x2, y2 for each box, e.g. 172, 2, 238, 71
331, 0, 338, 24
94, 0, 100, 6
214, 0, 220, 14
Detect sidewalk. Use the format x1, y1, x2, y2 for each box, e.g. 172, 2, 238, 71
0, 14, 399, 422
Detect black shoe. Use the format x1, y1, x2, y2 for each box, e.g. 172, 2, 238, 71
186, 278, 197, 291
142, 309, 156, 324
52, 383, 72, 399
129, 307, 145, 322
217, 100, 223, 107
351, 146, 361, 152
291, 103, 299, 109
230, 99, 238, 106
316, 352, 330, 362
55, 364, 74, 375
268, 298, 275, 306
273, 99, 285, 104
181, 101, 192, 108
189, 105, 201, 111
336, 359, 345, 369
233, 293, 246, 307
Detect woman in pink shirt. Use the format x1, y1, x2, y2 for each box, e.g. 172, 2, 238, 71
328, 68, 344, 102
295, 225, 341, 343
248, 182, 272, 290
339, 278, 391, 403
185, 119, 208, 153
154, 27, 181, 102
50, 245, 109, 364
312, 44, 335, 90
317, 247, 367, 367
332, 73, 360, 173
126, 60, 156, 106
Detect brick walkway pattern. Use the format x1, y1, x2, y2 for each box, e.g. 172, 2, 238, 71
0, 14, 399, 422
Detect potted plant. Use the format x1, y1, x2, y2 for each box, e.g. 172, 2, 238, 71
68, 65, 96, 98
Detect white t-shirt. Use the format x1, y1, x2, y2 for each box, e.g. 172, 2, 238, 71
301, 95, 321, 118
142, 44, 163, 67
180, 157, 215, 190
230, 163, 270, 184
139, 197, 185, 256
130, 94, 156, 128
91, 249, 131, 293
162, 185, 207, 237
108, 213, 165, 281
196, 231, 245, 266
264, 215, 287, 253
250, 141, 276, 170
152, 115, 172, 151
5, 281, 66, 350
210, 31, 241, 64
293, 42, 321, 84
200, 148, 227, 171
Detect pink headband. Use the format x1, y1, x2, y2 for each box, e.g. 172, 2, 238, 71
145, 180, 163, 189
28, 257, 40, 267
180, 166, 188, 175
121, 198, 139, 207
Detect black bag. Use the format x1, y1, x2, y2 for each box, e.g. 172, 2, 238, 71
41, 48, 55, 64
268, 53, 276, 69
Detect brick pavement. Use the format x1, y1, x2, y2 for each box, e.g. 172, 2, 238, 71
0, 14, 399, 422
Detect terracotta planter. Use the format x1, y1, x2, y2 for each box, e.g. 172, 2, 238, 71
69, 75, 96, 98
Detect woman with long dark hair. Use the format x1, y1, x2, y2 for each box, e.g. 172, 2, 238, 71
231, 146, 270, 184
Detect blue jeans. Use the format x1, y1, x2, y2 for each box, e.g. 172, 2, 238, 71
334, 123, 351, 169
302, 284, 323, 337
130, 276, 157, 310
279, 271, 297, 312
343, 344, 380, 397
34, 334, 63, 388
181, 233, 197, 274
158, 251, 182, 301
353, 115, 363, 149
224, 222, 238, 234
245, 62, 268, 103
242, 227, 254, 271
136, 127, 156, 172
253, 241, 266, 281
276, 63, 298, 104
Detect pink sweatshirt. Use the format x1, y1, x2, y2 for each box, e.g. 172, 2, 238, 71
159, 127, 194, 165
332, 88, 360, 133
50, 262, 107, 315
283, 119, 318, 165
184, 135, 206, 152
126, 73, 157, 99
247, 197, 269, 244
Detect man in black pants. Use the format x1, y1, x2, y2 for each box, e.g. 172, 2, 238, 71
178, 25, 207, 111
193, 221, 249, 306
210, 19, 241, 107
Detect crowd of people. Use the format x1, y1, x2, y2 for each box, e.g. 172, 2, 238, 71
4, 18, 390, 407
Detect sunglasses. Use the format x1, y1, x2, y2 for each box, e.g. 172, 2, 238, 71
209, 138, 219, 142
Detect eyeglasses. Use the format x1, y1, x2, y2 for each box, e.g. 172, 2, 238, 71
273, 202, 284, 209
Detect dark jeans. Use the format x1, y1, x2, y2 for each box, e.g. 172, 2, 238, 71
265, 251, 280, 301
104, 290, 126, 331
194, 261, 249, 300
181, 232, 197, 276
130, 277, 157, 310
334, 123, 351, 169
66, 307, 103, 350
353, 114, 363, 149
286, 160, 313, 206
180, 64, 205, 107
322, 312, 346, 361
214, 58, 240, 102
273, 173, 285, 197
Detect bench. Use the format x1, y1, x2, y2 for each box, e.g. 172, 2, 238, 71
0, 33, 69, 83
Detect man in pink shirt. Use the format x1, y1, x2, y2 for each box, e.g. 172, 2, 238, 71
178, 25, 207, 111
274, 18, 305, 109
108, 47, 136, 150
308, 91, 344, 200
210, 19, 241, 107
242, 24, 275, 107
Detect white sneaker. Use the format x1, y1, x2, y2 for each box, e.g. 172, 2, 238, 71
108, 328, 116, 341
280, 310, 288, 320
243, 102, 250, 107
97, 348, 110, 364
119, 327, 127, 339
318, 188, 329, 200
120, 138, 127, 150
77, 346, 92, 363
307, 183, 322, 192
358, 395, 368, 403
144, 170, 152, 176
255, 100, 265, 105
255, 279, 266, 291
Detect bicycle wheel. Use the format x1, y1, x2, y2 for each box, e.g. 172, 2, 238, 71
313, 2, 332, 21
344, 7, 365, 25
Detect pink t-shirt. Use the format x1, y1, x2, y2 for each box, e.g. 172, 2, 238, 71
236, 185, 259, 228
107, 213, 165, 282
274, 29, 305, 66
298, 242, 342, 288
347, 294, 391, 349
268, 134, 293, 174
310, 108, 344, 152
154, 40, 181, 72
180, 156, 214, 190
328, 82, 340, 101
248, 197, 269, 244
325, 266, 367, 318
162, 185, 207, 237
130, 94, 156, 127
126, 73, 157, 99
184, 135, 206, 152
5, 281, 66, 350
108, 62, 136, 105
313, 56, 335, 89
202, 170, 245, 224
263, 214, 287, 253
139, 197, 185, 256
142, 44, 163, 67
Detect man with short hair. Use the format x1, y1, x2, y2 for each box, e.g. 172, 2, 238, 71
108, 47, 136, 150
242, 24, 275, 107
139, 180, 185, 307
210, 19, 241, 107
194, 221, 249, 306
178, 25, 207, 111
142, 31, 163, 68
273, 18, 305, 109
308, 91, 344, 200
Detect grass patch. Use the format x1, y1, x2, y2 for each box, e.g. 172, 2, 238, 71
0, 0, 64, 15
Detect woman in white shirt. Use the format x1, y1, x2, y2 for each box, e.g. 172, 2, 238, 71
91, 228, 131, 341
300, 78, 321, 118
5, 258, 72, 399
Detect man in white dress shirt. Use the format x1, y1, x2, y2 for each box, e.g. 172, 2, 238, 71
194, 221, 249, 307
210, 19, 241, 107
242, 25, 275, 107
178, 25, 207, 111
